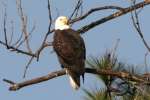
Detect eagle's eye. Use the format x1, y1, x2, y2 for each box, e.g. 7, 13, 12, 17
60, 18, 63, 21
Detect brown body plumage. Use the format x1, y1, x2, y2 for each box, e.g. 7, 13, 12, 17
53, 19, 86, 90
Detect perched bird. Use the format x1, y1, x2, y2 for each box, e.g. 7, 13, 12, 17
53, 16, 86, 90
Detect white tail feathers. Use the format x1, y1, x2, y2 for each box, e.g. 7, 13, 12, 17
66, 69, 80, 90
69, 76, 80, 90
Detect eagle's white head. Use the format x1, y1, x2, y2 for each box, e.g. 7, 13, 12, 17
55, 16, 70, 30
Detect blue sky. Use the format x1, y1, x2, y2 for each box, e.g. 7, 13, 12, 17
0, 0, 150, 100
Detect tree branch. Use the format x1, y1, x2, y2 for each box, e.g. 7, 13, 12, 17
3, 69, 66, 91
70, 5, 124, 24
69, 0, 83, 20
36, 0, 53, 61
16, 0, 32, 53
3, 6, 9, 49
3, 68, 150, 91
77, 1, 150, 34
0, 40, 36, 57
131, 1, 150, 52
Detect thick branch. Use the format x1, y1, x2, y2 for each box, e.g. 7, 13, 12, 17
77, 1, 150, 34
3, 69, 66, 91
3, 68, 150, 91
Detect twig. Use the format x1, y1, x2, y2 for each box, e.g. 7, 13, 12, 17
3, 68, 150, 91
69, 0, 83, 20
0, 40, 36, 57
3, 79, 15, 85
36, 42, 52, 57
23, 42, 52, 78
3, 6, 9, 49
36, 0, 53, 61
8, 20, 14, 45
144, 52, 149, 73
131, 1, 150, 52
15, 22, 36, 49
23, 56, 34, 78
16, 0, 32, 53
12, 32, 23, 46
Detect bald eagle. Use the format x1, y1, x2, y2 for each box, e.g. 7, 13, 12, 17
53, 16, 86, 90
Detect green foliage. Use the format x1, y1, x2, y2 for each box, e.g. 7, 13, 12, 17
84, 50, 150, 100
87, 51, 117, 85
83, 88, 109, 100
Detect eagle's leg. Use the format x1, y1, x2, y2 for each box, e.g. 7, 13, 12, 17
61, 65, 64, 68
82, 74, 84, 84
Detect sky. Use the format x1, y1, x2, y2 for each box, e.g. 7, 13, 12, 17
0, 0, 150, 100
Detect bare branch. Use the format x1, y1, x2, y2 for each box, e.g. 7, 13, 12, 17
1, 10, 35, 57
0, 40, 36, 57
3, 79, 15, 85
15, 24, 35, 49
69, 0, 83, 20
144, 52, 149, 73
36, 42, 52, 58
3, 6, 9, 49
70, 6, 124, 24
0, 18, 35, 57
131, 1, 150, 53
23, 41, 52, 78
8, 21, 14, 45
12, 32, 23, 46
4, 69, 66, 91
23, 56, 34, 78
0, 0, 52, 59
36, 0, 53, 61
77, 1, 150, 34
3, 68, 150, 91
16, 0, 32, 53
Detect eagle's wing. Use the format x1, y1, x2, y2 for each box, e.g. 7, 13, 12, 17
53, 29, 85, 66
53, 29, 85, 90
